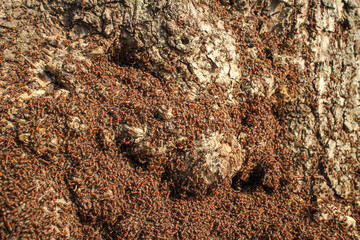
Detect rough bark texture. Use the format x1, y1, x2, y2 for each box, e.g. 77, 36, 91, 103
0, 0, 359, 239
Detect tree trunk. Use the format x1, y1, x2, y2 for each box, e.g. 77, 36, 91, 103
0, 0, 359, 239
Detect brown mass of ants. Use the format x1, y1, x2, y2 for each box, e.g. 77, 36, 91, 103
0, 0, 358, 239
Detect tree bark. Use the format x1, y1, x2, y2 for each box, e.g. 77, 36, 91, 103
0, 0, 359, 239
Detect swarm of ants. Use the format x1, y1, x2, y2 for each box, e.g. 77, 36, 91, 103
0, 0, 358, 239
